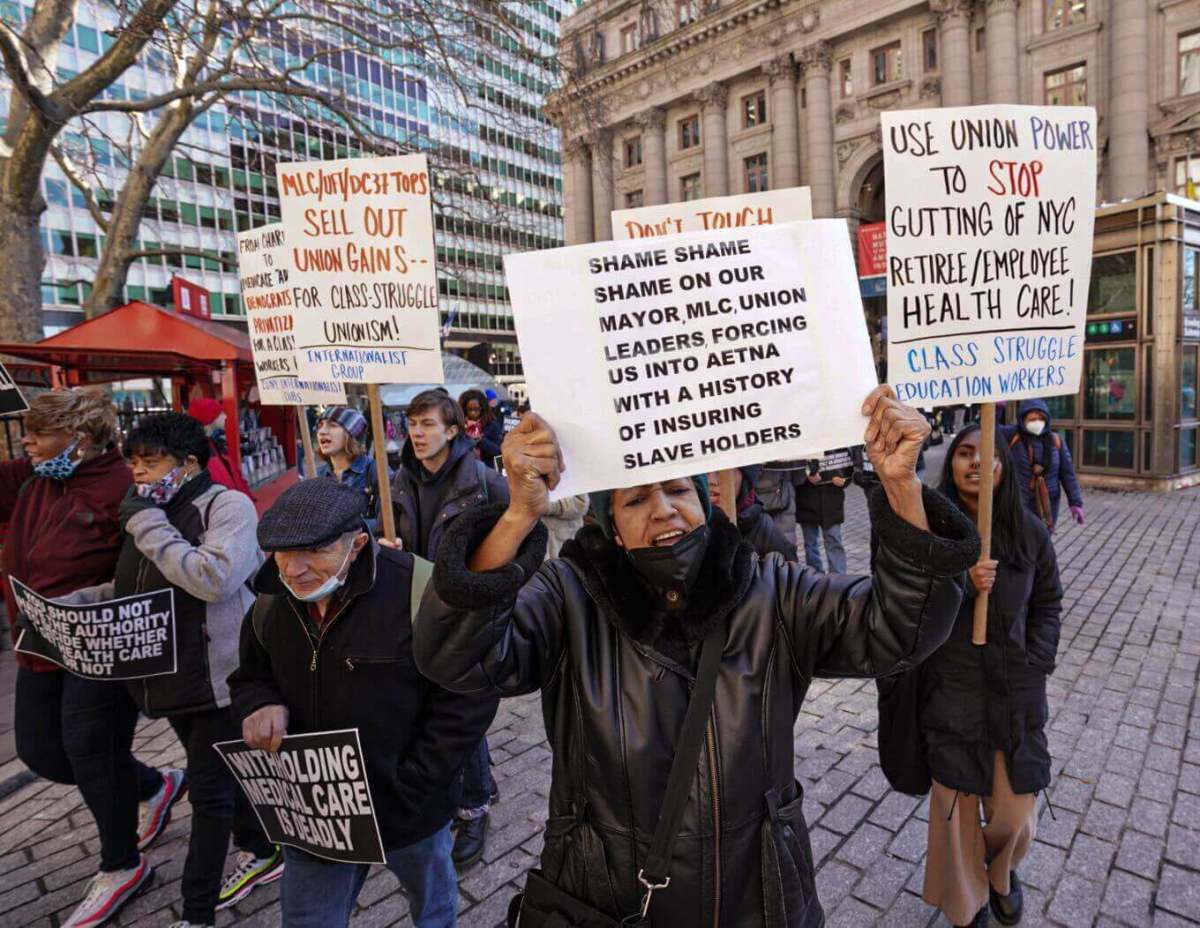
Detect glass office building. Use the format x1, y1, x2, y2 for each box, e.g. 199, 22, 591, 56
0, 0, 570, 383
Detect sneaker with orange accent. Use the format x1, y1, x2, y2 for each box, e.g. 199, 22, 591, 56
62, 855, 154, 927
138, 768, 187, 851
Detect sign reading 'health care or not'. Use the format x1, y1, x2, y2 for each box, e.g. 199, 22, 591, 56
275, 154, 442, 384
236, 223, 346, 406
882, 105, 1097, 406
505, 221, 877, 498
12, 579, 176, 680
611, 187, 812, 240
216, 730, 385, 865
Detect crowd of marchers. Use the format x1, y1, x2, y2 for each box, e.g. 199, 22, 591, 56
0, 384, 1084, 928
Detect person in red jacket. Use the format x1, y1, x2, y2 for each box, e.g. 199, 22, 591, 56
2, 389, 180, 928
186, 396, 254, 498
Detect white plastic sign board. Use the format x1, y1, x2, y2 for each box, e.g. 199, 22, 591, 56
504, 220, 877, 498
612, 187, 812, 240
882, 105, 1097, 407
236, 223, 346, 406
275, 154, 442, 384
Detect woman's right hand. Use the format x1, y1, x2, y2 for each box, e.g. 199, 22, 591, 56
968, 559, 998, 595
501, 412, 564, 521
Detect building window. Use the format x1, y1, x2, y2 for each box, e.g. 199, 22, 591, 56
679, 114, 700, 149
625, 136, 643, 167
922, 29, 938, 72
1044, 63, 1087, 105
625, 190, 644, 208
620, 23, 639, 55
975, 27, 986, 52
1183, 346, 1198, 420
1177, 156, 1200, 197
744, 153, 768, 192
1182, 30, 1200, 96
839, 59, 853, 98
1084, 347, 1136, 421
743, 91, 767, 128
680, 172, 702, 201
871, 42, 902, 85
677, 0, 700, 27
1185, 248, 1199, 315
1181, 428, 1198, 471
1088, 252, 1136, 315
1045, 0, 1086, 30
1082, 429, 1135, 469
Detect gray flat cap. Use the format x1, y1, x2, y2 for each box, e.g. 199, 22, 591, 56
258, 478, 367, 552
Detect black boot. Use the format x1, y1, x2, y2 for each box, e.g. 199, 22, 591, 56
956, 907, 990, 928
452, 812, 489, 870
990, 871, 1024, 925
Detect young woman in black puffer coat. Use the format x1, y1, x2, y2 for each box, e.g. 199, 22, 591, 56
920, 423, 1063, 928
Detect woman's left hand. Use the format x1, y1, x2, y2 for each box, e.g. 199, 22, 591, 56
968, 559, 998, 595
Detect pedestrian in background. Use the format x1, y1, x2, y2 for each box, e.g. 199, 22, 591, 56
754, 464, 797, 546
794, 458, 849, 573
1, 389, 176, 927
315, 406, 387, 530
708, 465, 797, 560
458, 389, 504, 469
919, 423, 1063, 928
65, 412, 281, 926
230, 479, 496, 927
187, 397, 254, 499
1000, 399, 1084, 532
391, 389, 508, 869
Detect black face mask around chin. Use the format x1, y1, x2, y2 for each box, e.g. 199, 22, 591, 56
623, 524, 710, 607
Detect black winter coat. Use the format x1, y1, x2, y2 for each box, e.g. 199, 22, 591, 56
918, 509, 1062, 796
414, 489, 979, 927
737, 500, 797, 561
793, 480, 845, 529
228, 542, 499, 850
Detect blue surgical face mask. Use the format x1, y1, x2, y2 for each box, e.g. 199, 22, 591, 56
33, 440, 82, 481
281, 541, 355, 603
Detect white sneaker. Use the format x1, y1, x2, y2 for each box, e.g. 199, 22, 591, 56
63, 855, 154, 927
138, 768, 187, 850
216, 846, 284, 910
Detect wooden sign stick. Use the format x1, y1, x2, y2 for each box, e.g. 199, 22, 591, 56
717, 469, 738, 523
296, 406, 317, 478
972, 402, 996, 646
367, 384, 397, 541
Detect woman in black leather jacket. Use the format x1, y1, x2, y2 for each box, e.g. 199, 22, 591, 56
414, 386, 980, 927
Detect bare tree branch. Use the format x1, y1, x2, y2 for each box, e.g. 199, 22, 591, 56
48, 140, 110, 230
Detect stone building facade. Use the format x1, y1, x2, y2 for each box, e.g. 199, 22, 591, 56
549, 0, 1200, 248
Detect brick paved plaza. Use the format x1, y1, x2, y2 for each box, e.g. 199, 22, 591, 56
1, 477, 1198, 927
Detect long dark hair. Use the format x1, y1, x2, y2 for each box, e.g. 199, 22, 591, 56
938, 423, 1030, 566
458, 389, 493, 426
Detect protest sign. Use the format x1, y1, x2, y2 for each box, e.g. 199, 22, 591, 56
612, 187, 812, 240
813, 447, 857, 482
216, 730, 385, 865
11, 578, 176, 679
275, 154, 442, 384
0, 362, 28, 416
236, 223, 346, 406
504, 220, 877, 498
882, 105, 1097, 407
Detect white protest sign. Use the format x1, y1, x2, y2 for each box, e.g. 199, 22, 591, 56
612, 187, 812, 240
504, 220, 877, 498
275, 154, 441, 384
236, 223, 346, 406
882, 105, 1097, 407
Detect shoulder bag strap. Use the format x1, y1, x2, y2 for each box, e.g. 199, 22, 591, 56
634, 618, 726, 919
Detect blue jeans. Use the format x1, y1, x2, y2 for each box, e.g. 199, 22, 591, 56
800, 523, 846, 574
459, 736, 494, 812
280, 824, 457, 928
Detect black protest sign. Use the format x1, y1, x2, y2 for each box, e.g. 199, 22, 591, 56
11, 579, 176, 679
814, 447, 857, 482
216, 729, 386, 864
0, 363, 28, 416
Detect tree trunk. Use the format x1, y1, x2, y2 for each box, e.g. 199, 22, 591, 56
0, 192, 51, 342
85, 103, 191, 317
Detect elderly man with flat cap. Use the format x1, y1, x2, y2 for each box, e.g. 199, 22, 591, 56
228, 479, 497, 928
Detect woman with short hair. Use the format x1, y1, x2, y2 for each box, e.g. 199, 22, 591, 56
315, 406, 387, 528
1, 389, 176, 927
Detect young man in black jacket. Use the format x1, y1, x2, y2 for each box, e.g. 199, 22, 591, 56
391, 389, 508, 868
228, 479, 497, 927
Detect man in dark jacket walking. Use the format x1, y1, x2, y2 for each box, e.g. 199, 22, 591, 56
414, 385, 980, 927
229, 479, 497, 927
68, 414, 279, 925
998, 398, 1084, 531
391, 389, 508, 868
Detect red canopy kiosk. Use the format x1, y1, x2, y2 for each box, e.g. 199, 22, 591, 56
0, 301, 299, 501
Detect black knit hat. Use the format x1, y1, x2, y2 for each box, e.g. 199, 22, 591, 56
258, 478, 367, 551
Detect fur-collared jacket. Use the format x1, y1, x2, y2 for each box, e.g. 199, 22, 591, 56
414, 488, 979, 927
